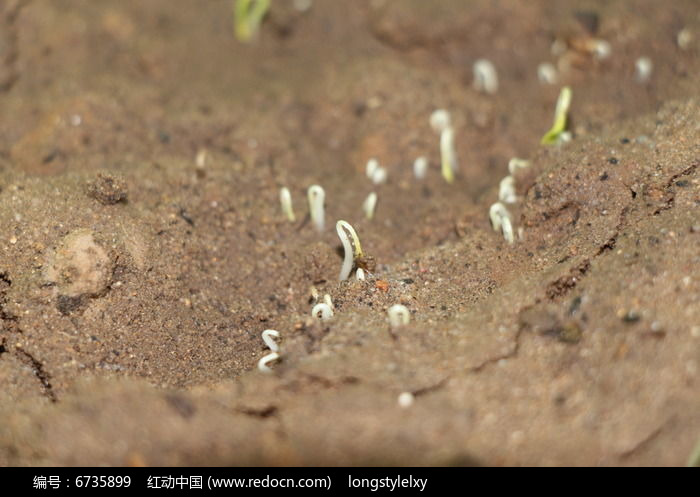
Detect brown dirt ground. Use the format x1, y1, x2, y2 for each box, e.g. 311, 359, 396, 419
0, 0, 699, 466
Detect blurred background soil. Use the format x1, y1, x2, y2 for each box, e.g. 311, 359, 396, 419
0, 0, 698, 466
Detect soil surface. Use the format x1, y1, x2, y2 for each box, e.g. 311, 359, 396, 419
1, 0, 699, 466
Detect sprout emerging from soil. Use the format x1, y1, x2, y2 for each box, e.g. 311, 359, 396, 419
324, 293, 334, 309
541, 86, 573, 145
336, 220, 365, 281
590, 39, 612, 60
397, 391, 415, 408
234, 0, 270, 43
261, 329, 280, 352
413, 156, 428, 179
356, 267, 366, 281
363, 192, 378, 220
499, 176, 517, 204
677, 28, 693, 50
473, 59, 499, 94
635, 57, 653, 83
537, 63, 558, 85
388, 304, 410, 328
440, 127, 458, 184
307, 185, 325, 231
508, 158, 531, 175
279, 187, 295, 222
311, 303, 334, 321
489, 202, 514, 244
429, 109, 451, 133
258, 352, 280, 373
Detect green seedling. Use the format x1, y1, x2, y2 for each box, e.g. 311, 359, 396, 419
541, 86, 572, 145
234, 0, 270, 43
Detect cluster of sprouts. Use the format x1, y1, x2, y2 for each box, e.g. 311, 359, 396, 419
366, 158, 388, 185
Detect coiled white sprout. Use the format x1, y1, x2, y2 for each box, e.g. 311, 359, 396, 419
261, 329, 280, 352
489, 202, 514, 244
363, 192, 378, 220
336, 220, 364, 281
413, 156, 428, 179
279, 187, 295, 222
311, 303, 334, 321
473, 59, 499, 94
258, 352, 280, 373
307, 185, 325, 231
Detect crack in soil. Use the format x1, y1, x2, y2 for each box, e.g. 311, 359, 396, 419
468, 328, 524, 374
13, 347, 57, 402
653, 163, 698, 216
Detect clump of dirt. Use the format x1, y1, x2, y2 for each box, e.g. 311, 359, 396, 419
0, 0, 698, 466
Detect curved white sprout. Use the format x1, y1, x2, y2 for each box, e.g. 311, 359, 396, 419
499, 176, 517, 204
261, 329, 280, 352
356, 267, 366, 281
508, 158, 531, 176
489, 202, 514, 244
429, 109, 451, 133
307, 185, 325, 231
473, 59, 499, 94
363, 192, 378, 220
537, 63, 558, 85
440, 127, 457, 184
279, 187, 295, 222
311, 303, 334, 321
336, 220, 364, 281
258, 352, 280, 373
323, 293, 334, 309
413, 156, 428, 179
388, 304, 410, 328
635, 57, 653, 83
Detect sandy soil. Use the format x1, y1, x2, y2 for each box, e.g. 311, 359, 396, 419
0, 0, 698, 466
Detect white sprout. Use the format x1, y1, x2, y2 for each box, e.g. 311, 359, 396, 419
195, 148, 208, 168
258, 352, 280, 373
635, 57, 653, 83
440, 127, 458, 184
336, 220, 364, 281
413, 156, 428, 179
279, 187, 295, 222
397, 392, 415, 408
537, 63, 558, 85
473, 59, 499, 94
677, 28, 693, 51
293, 0, 313, 12
307, 185, 325, 231
261, 329, 280, 352
323, 293, 334, 309
388, 304, 411, 328
489, 202, 514, 244
499, 176, 517, 204
366, 158, 379, 179
311, 303, 334, 321
591, 39, 611, 60
363, 192, 378, 220
429, 109, 451, 133
508, 158, 531, 176
356, 267, 366, 281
